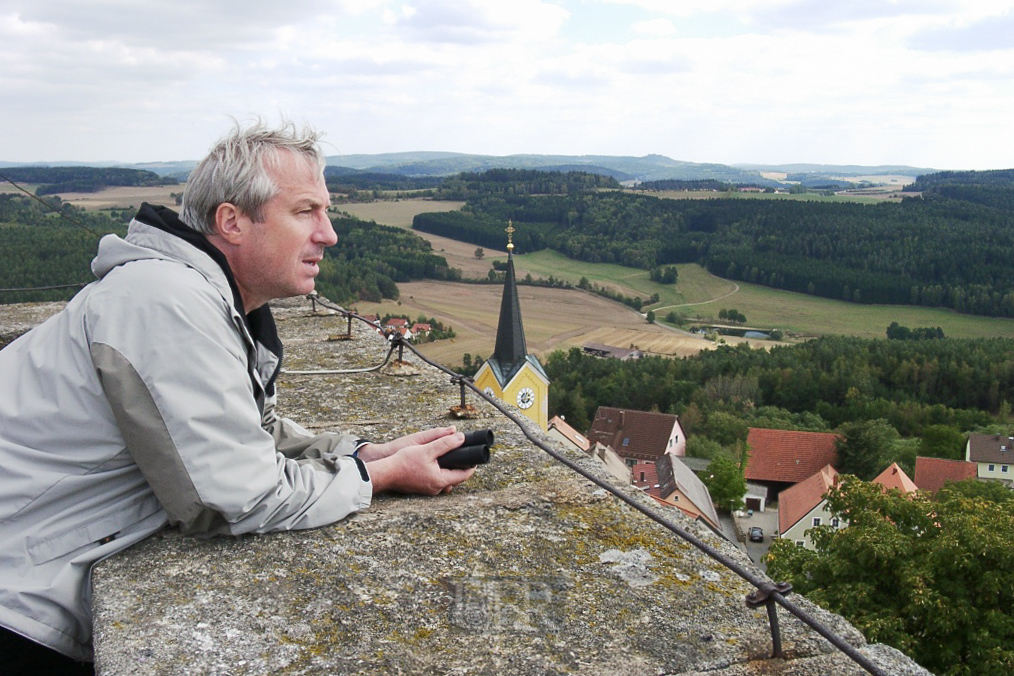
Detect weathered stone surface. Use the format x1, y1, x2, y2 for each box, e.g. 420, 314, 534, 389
2, 299, 928, 675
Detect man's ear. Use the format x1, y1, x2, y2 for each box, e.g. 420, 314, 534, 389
214, 202, 246, 244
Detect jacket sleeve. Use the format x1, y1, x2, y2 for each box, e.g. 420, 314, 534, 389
260, 394, 364, 461
87, 261, 372, 536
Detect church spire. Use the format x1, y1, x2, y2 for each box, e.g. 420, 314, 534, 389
491, 220, 527, 377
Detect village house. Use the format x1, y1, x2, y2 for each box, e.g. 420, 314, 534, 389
633, 455, 722, 533
965, 433, 1014, 485
581, 342, 643, 360
546, 415, 590, 453
744, 427, 839, 500
778, 462, 918, 550
587, 442, 632, 483
913, 456, 978, 493
872, 462, 920, 494
586, 407, 686, 467
777, 464, 841, 549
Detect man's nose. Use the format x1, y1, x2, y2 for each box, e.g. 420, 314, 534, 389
316, 215, 338, 247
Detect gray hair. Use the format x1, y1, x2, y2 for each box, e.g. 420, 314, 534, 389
180, 119, 327, 234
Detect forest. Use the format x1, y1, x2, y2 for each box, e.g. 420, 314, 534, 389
414, 168, 1014, 317
0, 194, 453, 305
0, 166, 178, 194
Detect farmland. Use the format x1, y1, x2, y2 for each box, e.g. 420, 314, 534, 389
344, 197, 1014, 368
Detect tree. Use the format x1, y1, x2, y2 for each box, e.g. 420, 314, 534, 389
834, 419, 898, 480
474, 247, 485, 259
765, 477, 1014, 676
919, 424, 966, 460
701, 454, 746, 513
646, 309, 656, 324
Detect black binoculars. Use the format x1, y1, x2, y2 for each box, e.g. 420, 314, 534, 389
437, 429, 494, 469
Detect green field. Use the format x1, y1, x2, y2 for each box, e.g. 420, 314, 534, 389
503, 250, 1014, 341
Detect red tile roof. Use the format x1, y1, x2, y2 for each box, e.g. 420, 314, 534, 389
745, 428, 839, 484
778, 464, 838, 535
872, 462, 918, 494
632, 462, 661, 498
914, 456, 977, 493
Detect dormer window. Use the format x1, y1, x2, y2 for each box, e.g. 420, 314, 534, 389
622, 438, 630, 446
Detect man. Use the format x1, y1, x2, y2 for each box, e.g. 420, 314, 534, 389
0, 121, 474, 673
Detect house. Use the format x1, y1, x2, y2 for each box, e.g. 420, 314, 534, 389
582, 343, 643, 360
777, 464, 841, 549
635, 455, 722, 533
744, 428, 839, 500
411, 322, 432, 336
587, 442, 632, 483
913, 456, 977, 494
743, 482, 769, 513
965, 433, 1014, 485
586, 407, 686, 467
546, 416, 590, 453
780, 462, 919, 550
872, 462, 919, 494
384, 317, 409, 329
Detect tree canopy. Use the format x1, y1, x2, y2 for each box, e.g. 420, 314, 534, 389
765, 477, 1014, 676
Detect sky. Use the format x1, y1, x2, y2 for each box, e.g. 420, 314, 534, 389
2, 0, 1013, 169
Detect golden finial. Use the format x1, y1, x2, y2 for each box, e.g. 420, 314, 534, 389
506, 220, 515, 252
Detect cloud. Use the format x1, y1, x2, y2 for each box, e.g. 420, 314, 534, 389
909, 11, 1014, 51
633, 18, 676, 36
388, 0, 569, 44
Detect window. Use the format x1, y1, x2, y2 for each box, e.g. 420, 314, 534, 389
622, 437, 630, 447
831, 518, 840, 528
1004, 465, 1010, 473
796, 541, 805, 547
639, 472, 645, 482
989, 464, 996, 472
812, 517, 822, 527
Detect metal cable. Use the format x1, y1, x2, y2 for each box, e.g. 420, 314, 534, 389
303, 294, 889, 676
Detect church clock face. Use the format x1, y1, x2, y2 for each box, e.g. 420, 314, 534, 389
516, 387, 535, 409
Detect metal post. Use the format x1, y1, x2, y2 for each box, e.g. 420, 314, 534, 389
745, 582, 791, 658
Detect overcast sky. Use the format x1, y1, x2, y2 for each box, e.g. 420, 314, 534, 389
2, 0, 1012, 169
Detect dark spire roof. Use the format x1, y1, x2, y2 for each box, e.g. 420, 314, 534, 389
491, 248, 528, 379
488, 222, 529, 383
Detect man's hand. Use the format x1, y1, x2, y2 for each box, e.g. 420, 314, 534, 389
362, 428, 475, 495
354, 426, 457, 463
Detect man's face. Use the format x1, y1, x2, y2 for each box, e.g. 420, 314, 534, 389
230, 150, 337, 311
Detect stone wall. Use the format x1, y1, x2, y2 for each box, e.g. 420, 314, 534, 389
1, 300, 929, 675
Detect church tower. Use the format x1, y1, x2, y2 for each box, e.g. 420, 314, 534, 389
473, 222, 550, 430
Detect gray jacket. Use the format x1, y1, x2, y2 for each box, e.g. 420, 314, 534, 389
0, 204, 372, 661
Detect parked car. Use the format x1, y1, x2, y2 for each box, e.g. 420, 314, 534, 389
748, 527, 764, 542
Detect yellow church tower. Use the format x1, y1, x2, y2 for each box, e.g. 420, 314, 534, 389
474, 222, 550, 430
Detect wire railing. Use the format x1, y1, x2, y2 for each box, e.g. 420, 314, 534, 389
297, 293, 890, 676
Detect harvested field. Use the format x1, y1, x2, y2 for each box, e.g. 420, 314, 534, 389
337, 199, 498, 278
351, 281, 766, 369
58, 185, 180, 210
337, 199, 465, 228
